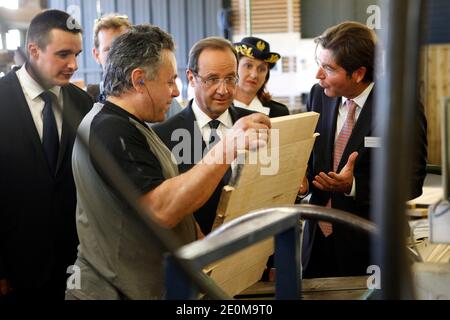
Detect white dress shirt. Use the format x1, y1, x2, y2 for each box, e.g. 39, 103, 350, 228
16, 65, 63, 141
234, 96, 270, 116
191, 100, 239, 175
191, 99, 233, 144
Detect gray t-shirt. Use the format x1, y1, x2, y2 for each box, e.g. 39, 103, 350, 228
69, 102, 196, 299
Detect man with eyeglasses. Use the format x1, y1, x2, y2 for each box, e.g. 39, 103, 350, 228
299, 21, 427, 278
154, 37, 264, 235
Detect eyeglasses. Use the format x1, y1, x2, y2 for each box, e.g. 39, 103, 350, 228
191, 71, 238, 88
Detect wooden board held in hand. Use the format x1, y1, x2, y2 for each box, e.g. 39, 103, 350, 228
207, 112, 319, 297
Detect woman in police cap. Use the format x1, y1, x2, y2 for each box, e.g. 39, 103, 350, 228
233, 36, 289, 118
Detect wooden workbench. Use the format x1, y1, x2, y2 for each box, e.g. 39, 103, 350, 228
235, 276, 369, 300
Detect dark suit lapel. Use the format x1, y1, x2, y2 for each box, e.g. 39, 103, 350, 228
182, 101, 206, 169
56, 87, 73, 174
228, 105, 240, 124
338, 92, 374, 171
6, 71, 50, 173
228, 104, 255, 123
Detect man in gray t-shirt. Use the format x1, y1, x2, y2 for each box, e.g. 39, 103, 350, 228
67, 25, 271, 300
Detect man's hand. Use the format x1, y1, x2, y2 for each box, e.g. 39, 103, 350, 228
312, 151, 358, 194
226, 113, 271, 151
0, 278, 12, 296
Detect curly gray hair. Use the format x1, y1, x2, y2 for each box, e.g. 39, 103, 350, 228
103, 24, 175, 97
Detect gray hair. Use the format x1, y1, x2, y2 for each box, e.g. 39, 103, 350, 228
187, 36, 238, 73
103, 24, 174, 97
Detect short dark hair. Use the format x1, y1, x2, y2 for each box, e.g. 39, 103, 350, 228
103, 24, 175, 97
187, 37, 238, 73
315, 21, 376, 83
26, 9, 83, 50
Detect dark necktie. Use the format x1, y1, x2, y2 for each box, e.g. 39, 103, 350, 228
208, 119, 232, 184
208, 119, 221, 148
40, 91, 59, 173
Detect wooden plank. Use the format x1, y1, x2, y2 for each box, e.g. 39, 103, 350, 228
302, 289, 367, 300
407, 173, 443, 209
420, 44, 450, 165
208, 112, 319, 296
236, 275, 369, 300
413, 262, 450, 299
208, 239, 273, 297
231, 0, 245, 35
253, 28, 288, 33
231, 0, 302, 35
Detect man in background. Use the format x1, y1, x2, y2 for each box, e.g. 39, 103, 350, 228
86, 13, 131, 102
87, 13, 182, 119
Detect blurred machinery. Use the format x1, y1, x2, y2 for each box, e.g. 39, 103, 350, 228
429, 98, 450, 245
414, 99, 450, 299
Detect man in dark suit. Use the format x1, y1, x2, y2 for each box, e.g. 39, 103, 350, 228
0, 10, 92, 299
300, 21, 427, 278
154, 37, 254, 235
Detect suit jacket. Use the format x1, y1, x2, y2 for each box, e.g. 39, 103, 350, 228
0, 68, 92, 292
302, 83, 427, 276
265, 99, 289, 118
153, 100, 254, 234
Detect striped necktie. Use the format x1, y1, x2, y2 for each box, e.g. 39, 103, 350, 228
319, 99, 357, 237
333, 99, 357, 172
